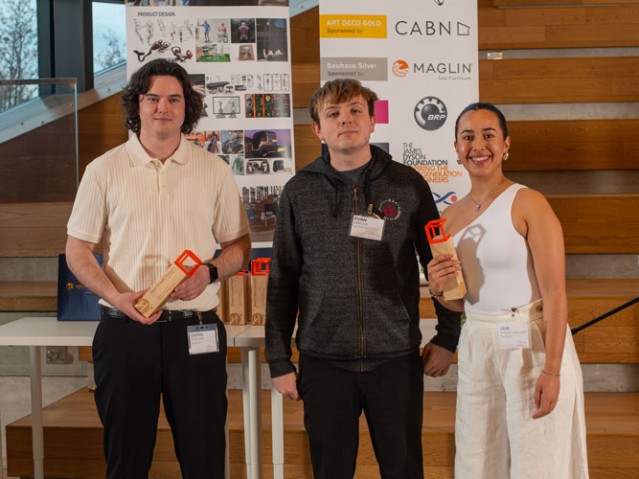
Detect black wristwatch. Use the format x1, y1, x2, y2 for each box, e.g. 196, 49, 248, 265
205, 263, 219, 284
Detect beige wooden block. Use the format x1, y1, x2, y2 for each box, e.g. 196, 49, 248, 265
135, 264, 188, 318
217, 280, 228, 323
251, 275, 268, 325
250, 258, 271, 326
227, 273, 250, 325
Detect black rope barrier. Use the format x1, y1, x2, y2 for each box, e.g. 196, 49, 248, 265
571, 296, 639, 336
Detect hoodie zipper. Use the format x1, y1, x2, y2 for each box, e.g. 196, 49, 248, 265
353, 185, 366, 371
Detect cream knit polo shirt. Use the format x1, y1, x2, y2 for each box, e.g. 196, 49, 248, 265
67, 134, 249, 311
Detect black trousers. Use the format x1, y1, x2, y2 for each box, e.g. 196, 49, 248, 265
93, 310, 227, 479
298, 352, 424, 479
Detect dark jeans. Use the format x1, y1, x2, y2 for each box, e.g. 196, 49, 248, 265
93, 310, 227, 479
298, 352, 424, 479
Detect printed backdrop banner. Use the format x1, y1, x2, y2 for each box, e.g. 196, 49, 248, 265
319, 0, 477, 212
126, 1, 294, 247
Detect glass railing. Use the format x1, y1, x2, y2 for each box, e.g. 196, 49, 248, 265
0, 78, 78, 203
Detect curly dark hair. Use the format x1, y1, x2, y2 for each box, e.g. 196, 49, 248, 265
121, 59, 203, 134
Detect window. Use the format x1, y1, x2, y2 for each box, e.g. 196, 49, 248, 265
93, 1, 126, 74
0, 0, 39, 111
1, 0, 127, 140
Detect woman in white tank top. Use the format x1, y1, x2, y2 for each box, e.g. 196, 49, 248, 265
427, 103, 589, 478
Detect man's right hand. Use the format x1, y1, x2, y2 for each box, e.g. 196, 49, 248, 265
272, 372, 300, 401
112, 290, 162, 325
66, 236, 160, 324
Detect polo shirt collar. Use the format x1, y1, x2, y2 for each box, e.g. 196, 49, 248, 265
127, 134, 191, 166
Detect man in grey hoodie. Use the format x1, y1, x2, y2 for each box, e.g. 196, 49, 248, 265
265, 79, 461, 479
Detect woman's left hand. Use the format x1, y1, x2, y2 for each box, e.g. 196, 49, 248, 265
532, 372, 560, 419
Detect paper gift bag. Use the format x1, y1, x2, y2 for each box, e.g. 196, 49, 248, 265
424, 218, 466, 301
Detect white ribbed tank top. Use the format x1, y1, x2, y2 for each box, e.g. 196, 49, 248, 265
453, 183, 540, 313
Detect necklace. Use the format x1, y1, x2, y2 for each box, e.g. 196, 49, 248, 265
470, 181, 508, 213
470, 198, 485, 212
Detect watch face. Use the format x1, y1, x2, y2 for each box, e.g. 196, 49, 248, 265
208, 264, 218, 283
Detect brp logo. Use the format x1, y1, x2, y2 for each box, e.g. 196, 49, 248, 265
414, 97, 447, 131
392, 60, 410, 78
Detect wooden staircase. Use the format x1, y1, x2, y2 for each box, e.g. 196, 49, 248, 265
3, 278, 639, 478
6, 388, 639, 479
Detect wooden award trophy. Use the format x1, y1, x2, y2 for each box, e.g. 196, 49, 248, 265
250, 258, 271, 325
424, 218, 467, 301
135, 250, 202, 318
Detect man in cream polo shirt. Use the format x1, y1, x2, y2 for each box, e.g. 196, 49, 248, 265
66, 59, 251, 478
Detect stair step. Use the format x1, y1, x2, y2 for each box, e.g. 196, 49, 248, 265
6, 389, 638, 479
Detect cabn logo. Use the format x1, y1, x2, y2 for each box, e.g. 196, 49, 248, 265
395, 20, 471, 37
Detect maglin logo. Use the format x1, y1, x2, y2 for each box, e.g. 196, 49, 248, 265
392, 60, 410, 78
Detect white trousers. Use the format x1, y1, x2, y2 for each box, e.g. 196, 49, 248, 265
455, 300, 589, 479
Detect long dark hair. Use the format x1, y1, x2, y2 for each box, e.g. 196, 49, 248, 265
454, 102, 508, 139
121, 59, 203, 134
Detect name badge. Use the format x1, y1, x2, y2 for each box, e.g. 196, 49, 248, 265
349, 214, 385, 241
187, 323, 219, 355
498, 323, 530, 350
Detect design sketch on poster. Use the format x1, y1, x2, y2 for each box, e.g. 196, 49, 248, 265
127, 1, 294, 247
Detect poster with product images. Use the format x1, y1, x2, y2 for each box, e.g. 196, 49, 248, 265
319, 0, 476, 213
126, 1, 294, 246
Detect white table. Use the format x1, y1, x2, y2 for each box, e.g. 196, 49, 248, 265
0, 317, 97, 479
233, 318, 439, 479
233, 326, 272, 479
0, 317, 253, 479
0, 317, 439, 479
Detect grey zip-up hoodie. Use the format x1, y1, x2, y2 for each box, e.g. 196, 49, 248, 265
265, 145, 461, 378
